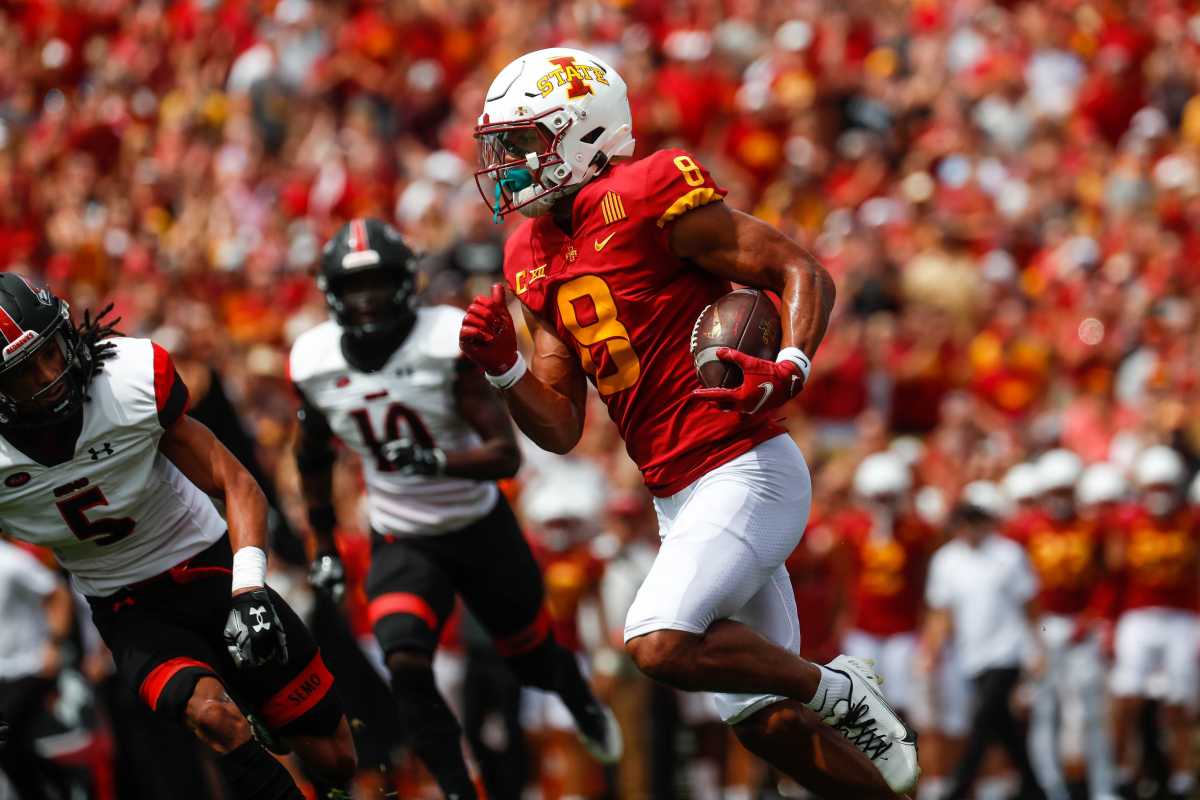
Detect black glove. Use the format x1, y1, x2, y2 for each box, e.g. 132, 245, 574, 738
224, 588, 288, 668
308, 551, 346, 604
0, 712, 8, 748
381, 439, 446, 476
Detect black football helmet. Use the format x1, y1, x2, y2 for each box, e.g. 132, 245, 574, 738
318, 218, 418, 347
0, 275, 94, 428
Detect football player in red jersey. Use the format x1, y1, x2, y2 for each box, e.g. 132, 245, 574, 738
838, 452, 936, 723
0, 275, 356, 800
294, 220, 620, 800
1006, 450, 1117, 800
1108, 446, 1200, 800
459, 47, 918, 797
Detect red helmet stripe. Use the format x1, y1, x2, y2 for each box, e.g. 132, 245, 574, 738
350, 219, 369, 252
0, 305, 24, 345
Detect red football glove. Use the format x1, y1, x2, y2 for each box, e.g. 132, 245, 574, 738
460, 283, 519, 376
692, 347, 805, 415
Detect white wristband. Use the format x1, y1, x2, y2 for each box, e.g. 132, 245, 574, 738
484, 352, 527, 390
231, 546, 267, 592
776, 347, 812, 382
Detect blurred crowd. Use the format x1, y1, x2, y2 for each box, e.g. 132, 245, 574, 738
6, 0, 1200, 797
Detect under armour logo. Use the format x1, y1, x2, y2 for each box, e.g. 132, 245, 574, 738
88, 443, 114, 461
249, 606, 271, 633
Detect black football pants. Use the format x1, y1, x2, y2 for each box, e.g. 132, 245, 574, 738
945, 666, 1047, 800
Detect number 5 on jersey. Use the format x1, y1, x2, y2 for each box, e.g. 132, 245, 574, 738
56, 484, 136, 546
557, 275, 641, 396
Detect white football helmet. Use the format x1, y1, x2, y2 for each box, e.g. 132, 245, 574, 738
1133, 445, 1186, 488
1036, 449, 1084, 493
1002, 462, 1041, 504
960, 480, 1010, 520
520, 459, 608, 526
1077, 462, 1128, 507
475, 47, 635, 220
853, 452, 912, 500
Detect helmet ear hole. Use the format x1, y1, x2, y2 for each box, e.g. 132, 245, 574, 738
580, 127, 605, 144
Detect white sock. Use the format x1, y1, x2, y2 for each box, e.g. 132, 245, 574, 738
803, 664, 852, 718
1168, 771, 1195, 794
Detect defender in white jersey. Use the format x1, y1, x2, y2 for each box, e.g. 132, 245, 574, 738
0, 275, 355, 800
291, 218, 620, 800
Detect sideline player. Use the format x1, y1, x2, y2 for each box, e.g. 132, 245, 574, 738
1006, 450, 1117, 800
839, 451, 935, 722
460, 47, 918, 796
1108, 446, 1200, 800
290, 219, 620, 800
0, 275, 356, 799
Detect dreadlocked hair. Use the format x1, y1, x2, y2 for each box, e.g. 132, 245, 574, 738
77, 304, 122, 383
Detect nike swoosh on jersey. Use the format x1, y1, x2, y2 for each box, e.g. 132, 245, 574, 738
594, 232, 617, 252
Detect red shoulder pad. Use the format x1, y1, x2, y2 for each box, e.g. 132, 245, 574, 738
152, 342, 190, 428
623, 148, 727, 230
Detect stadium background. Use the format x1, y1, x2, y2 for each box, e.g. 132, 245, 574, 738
4, 0, 1200, 798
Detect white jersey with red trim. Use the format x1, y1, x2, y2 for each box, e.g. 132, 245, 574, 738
0, 337, 226, 596
289, 306, 498, 536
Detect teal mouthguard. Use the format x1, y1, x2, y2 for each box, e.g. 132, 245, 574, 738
493, 168, 534, 223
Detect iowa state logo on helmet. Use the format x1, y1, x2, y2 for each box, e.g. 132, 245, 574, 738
537, 56, 610, 99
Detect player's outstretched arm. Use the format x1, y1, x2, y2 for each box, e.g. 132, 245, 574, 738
671, 202, 836, 360
460, 284, 588, 455
160, 415, 270, 562
160, 415, 287, 667
445, 360, 522, 479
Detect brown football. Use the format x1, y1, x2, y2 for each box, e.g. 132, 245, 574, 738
691, 288, 782, 388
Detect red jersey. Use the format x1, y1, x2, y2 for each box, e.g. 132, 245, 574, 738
1115, 505, 1200, 612
786, 511, 847, 663
503, 149, 782, 496
837, 508, 934, 636
529, 538, 604, 653
1006, 511, 1107, 617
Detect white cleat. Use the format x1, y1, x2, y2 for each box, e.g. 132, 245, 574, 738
576, 703, 623, 765
821, 655, 920, 795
